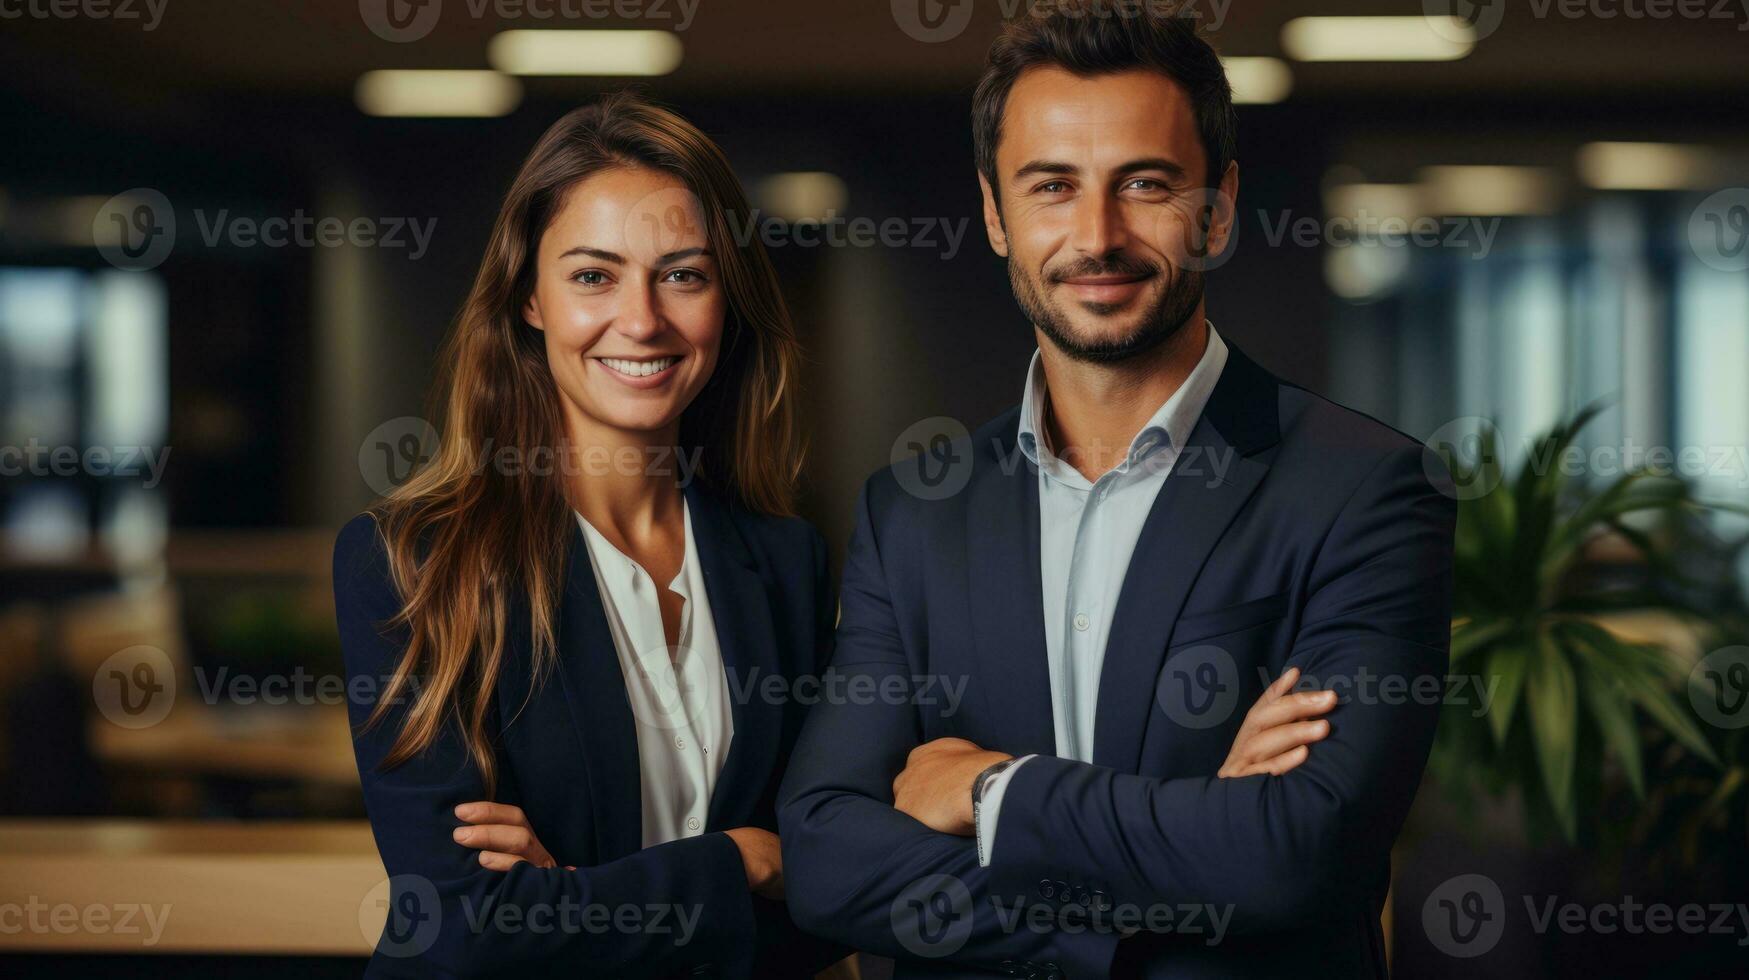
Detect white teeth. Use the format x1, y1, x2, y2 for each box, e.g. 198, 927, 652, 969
600, 356, 678, 378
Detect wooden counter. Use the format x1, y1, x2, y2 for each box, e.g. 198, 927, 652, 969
0, 820, 384, 955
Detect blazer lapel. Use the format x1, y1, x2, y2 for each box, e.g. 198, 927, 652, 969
965, 415, 1058, 758
1091, 345, 1281, 773
687, 484, 784, 830
553, 519, 645, 860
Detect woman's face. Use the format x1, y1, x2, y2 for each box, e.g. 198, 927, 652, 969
524, 166, 725, 441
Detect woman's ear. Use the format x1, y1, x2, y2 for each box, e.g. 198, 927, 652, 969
523, 294, 545, 332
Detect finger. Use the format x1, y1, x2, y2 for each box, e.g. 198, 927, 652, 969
1267, 666, 1301, 700
476, 850, 528, 872
1244, 667, 1303, 720
1241, 719, 1331, 763
1250, 690, 1337, 730
455, 802, 530, 827
1256, 744, 1311, 776
454, 824, 535, 854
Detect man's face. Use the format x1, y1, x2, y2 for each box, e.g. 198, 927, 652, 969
980, 67, 1237, 363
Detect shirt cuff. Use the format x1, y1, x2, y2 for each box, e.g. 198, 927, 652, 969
975, 754, 1036, 867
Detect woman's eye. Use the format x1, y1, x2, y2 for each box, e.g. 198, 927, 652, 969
664, 268, 707, 284
574, 269, 608, 286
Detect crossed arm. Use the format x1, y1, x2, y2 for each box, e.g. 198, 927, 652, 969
776, 447, 1454, 976
335, 516, 759, 978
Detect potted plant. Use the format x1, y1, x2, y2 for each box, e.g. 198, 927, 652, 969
1429, 404, 1740, 843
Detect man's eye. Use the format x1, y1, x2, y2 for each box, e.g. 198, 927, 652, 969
1128, 179, 1162, 191
1039, 181, 1070, 194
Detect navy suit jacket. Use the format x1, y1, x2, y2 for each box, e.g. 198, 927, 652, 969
778, 344, 1456, 979
335, 483, 842, 979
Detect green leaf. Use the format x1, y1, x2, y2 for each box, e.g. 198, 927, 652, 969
1616, 668, 1720, 767
1525, 630, 1579, 840
1580, 669, 1645, 798
1451, 617, 1512, 665
1485, 641, 1530, 746
1567, 622, 1720, 768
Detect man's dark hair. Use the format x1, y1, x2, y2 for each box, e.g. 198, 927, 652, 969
973, 1, 1236, 199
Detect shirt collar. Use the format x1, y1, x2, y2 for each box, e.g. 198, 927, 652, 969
1017, 321, 1230, 477
574, 498, 697, 601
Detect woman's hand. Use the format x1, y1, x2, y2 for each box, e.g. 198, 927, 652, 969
724, 827, 784, 900
1218, 666, 1336, 779
453, 802, 571, 871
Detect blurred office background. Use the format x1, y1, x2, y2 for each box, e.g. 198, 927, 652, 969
2, 1, 1747, 977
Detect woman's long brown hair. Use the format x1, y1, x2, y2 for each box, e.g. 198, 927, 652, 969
365, 92, 802, 791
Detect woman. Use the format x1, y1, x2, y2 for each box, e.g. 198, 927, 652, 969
334, 92, 841, 978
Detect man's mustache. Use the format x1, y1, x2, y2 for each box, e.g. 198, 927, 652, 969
1046, 256, 1162, 283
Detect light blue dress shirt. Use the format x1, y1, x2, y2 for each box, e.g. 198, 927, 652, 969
975, 323, 1229, 866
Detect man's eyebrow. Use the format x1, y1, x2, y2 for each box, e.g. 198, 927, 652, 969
1009, 157, 1189, 184
1011, 159, 1080, 182
1113, 157, 1188, 180
557, 245, 624, 262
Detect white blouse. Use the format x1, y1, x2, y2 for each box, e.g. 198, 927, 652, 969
575, 502, 734, 848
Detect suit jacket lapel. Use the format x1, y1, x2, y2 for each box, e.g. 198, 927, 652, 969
965, 414, 1058, 758
553, 519, 645, 860
1092, 345, 1280, 773
687, 484, 783, 830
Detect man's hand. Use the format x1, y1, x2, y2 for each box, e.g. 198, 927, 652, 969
1218, 666, 1336, 778
892, 737, 1013, 836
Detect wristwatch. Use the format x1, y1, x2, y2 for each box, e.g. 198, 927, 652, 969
972, 758, 1019, 815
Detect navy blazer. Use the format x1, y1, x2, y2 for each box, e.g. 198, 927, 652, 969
778, 343, 1456, 979
335, 483, 842, 979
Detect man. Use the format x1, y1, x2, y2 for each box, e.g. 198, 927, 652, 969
779, 4, 1455, 977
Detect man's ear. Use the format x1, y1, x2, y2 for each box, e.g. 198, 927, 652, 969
522, 293, 545, 332
978, 172, 1009, 258
1203, 160, 1240, 257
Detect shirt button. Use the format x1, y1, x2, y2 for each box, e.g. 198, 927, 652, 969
1074, 613, 1090, 631
686, 816, 701, 831
675, 736, 687, 750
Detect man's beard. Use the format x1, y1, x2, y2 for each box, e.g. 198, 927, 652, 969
1009, 253, 1203, 364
